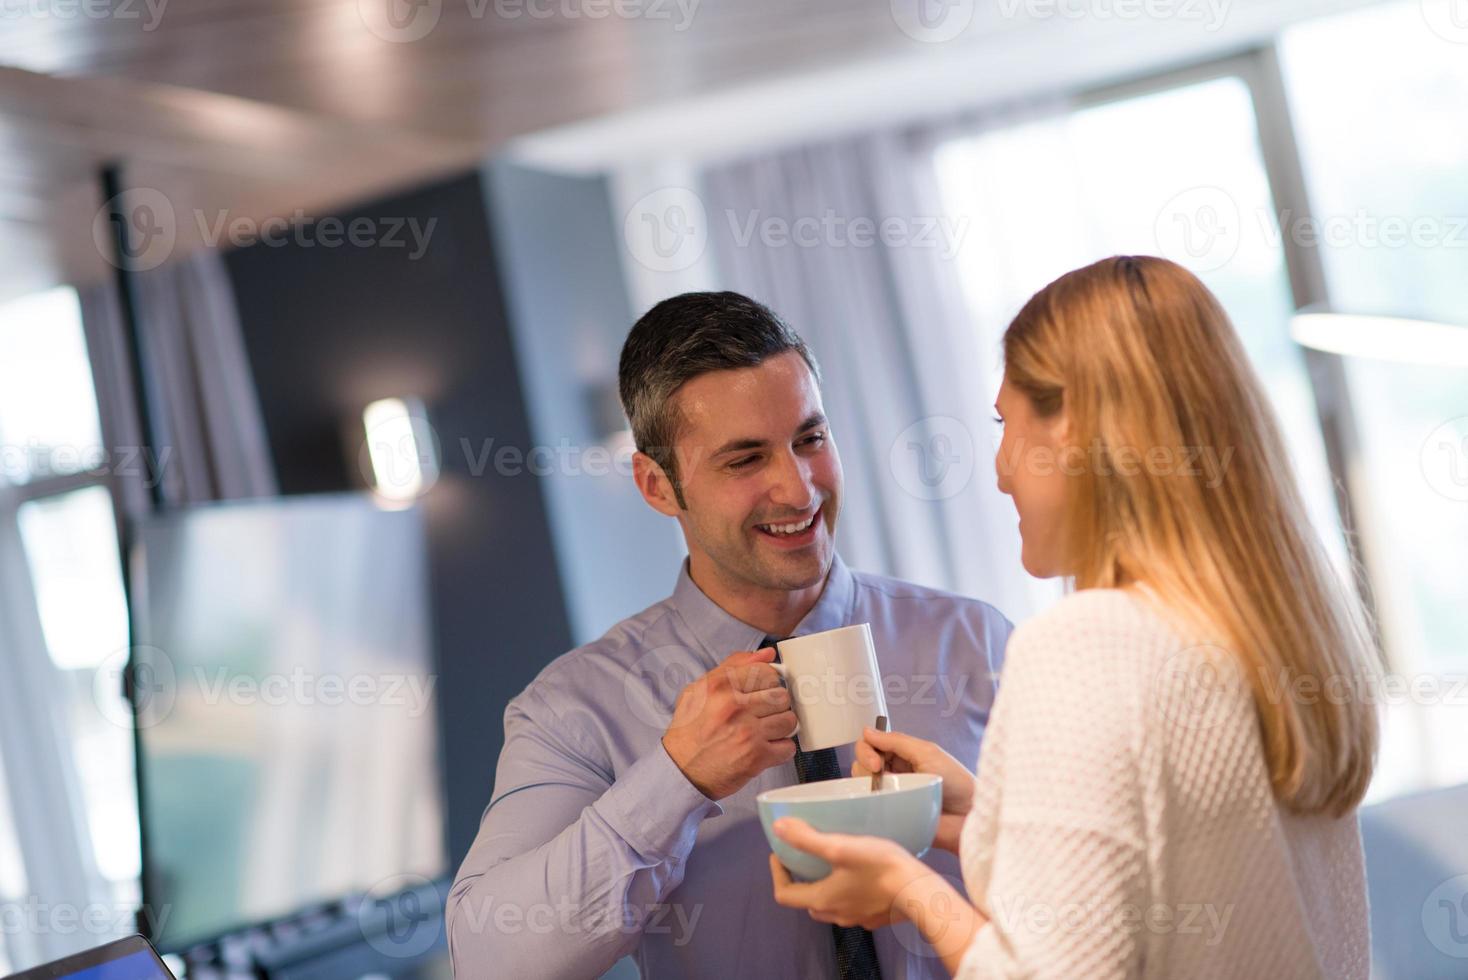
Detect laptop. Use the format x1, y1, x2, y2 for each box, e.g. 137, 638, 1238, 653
3, 937, 175, 980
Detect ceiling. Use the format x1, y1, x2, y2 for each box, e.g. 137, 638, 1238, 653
0, 0, 1383, 301
0, 0, 927, 300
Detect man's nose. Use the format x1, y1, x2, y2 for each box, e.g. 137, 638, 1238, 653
767, 451, 815, 510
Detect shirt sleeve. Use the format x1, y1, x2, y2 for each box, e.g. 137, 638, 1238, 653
446, 685, 721, 978
955, 612, 1150, 980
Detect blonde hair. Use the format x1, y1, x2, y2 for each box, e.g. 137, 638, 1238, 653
1004, 255, 1378, 816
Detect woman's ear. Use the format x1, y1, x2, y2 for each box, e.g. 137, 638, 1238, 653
1050, 407, 1071, 447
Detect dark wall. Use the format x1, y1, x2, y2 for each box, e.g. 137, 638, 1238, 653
225, 172, 574, 868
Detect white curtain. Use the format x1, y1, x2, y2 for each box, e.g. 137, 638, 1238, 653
702, 130, 1038, 620
0, 501, 106, 969
83, 247, 279, 513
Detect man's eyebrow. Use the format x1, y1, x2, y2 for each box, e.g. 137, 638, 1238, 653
712, 436, 765, 457
711, 414, 828, 458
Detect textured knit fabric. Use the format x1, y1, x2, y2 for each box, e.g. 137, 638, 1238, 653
956, 588, 1370, 979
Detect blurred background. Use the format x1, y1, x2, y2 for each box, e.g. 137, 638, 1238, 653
0, 0, 1465, 977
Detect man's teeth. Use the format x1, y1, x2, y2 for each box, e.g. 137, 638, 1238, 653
761, 514, 816, 535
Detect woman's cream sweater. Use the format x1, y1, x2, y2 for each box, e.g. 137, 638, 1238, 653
956, 588, 1370, 979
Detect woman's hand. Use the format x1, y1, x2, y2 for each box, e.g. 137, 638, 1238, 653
767, 818, 931, 930
851, 727, 976, 854
768, 819, 987, 975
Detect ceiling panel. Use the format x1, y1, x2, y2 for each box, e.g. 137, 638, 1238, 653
0, 0, 923, 300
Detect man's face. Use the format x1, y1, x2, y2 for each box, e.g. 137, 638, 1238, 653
667, 351, 843, 594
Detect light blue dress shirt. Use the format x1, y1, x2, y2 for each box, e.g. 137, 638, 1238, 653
448, 554, 1011, 979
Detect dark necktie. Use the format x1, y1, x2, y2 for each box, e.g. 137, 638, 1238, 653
764, 636, 883, 980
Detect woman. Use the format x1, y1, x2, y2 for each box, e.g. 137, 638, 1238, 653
768, 256, 1378, 978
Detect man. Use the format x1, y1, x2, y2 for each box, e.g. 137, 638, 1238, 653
448, 292, 1011, 978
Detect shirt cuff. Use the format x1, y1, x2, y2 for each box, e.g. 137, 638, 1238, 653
593, 740, 724, 862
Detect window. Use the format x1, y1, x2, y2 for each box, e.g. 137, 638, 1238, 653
933, 31, 1467, 802
17, 488, 139, 890
0, 289, 105, 485
0, 286, 141, 967
934, 73, 1347, 580
1280, 1, 1468, 793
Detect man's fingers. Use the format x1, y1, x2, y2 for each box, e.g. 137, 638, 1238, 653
765, 737, 798, 766
731, 661, 783, 693
758, 710, 799, 741
738, 684, 791, 716
725, 646, 776, 666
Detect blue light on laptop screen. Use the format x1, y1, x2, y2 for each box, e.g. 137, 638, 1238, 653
62, 950, 169, 980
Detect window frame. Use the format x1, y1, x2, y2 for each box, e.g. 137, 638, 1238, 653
0, 286, 142, 969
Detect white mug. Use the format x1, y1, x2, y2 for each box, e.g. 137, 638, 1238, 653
770, 624, 888, 751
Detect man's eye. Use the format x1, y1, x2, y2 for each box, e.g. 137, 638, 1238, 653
801, 432, 827, 447
728, 456, 758, 470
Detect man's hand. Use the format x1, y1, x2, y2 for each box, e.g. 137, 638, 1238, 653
662, 646, 798, 800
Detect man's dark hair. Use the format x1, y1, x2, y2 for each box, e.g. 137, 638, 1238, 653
618, 291, 821, 507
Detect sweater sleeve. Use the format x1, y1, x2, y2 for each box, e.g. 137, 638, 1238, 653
955, 601, 1152, 980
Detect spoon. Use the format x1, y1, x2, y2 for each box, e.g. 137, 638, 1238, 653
870, 715, 890, 792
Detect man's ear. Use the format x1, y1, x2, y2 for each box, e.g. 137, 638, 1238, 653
633, 451, 682, 517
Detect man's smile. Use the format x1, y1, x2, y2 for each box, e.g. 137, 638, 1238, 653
753, 505, 824, 547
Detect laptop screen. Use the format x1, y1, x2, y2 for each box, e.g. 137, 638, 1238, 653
4, 937, 173, 980
54, 950, 168, 980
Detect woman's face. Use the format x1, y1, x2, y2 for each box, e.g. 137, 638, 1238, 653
994, 375, 1071, 579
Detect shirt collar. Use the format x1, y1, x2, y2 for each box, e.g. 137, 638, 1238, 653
668, 554, 858, 663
